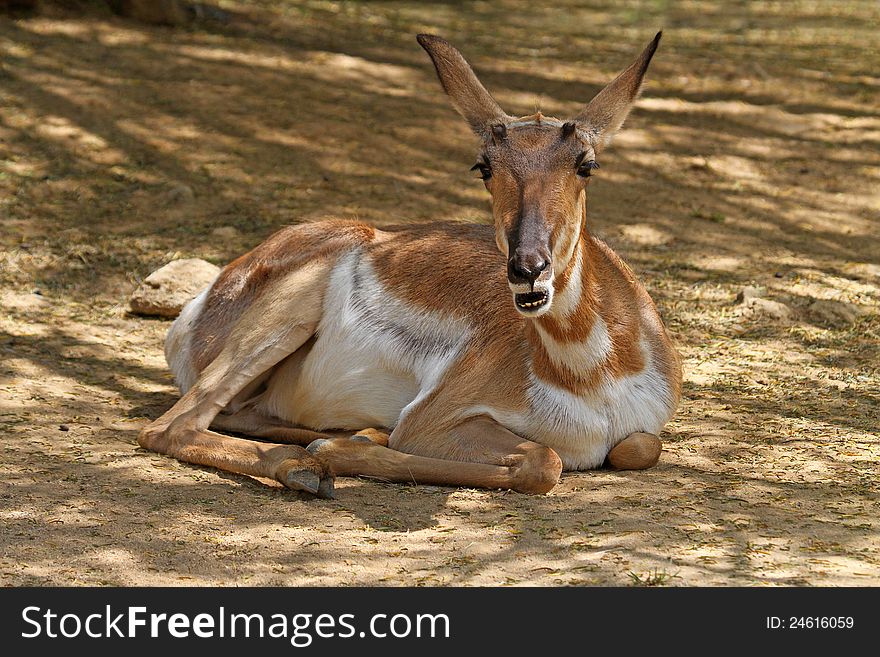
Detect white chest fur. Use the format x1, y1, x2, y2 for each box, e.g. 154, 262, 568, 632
469, 318, 675, 470
521, 347, 674, 469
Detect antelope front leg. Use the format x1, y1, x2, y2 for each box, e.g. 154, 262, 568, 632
606, 432, 662, 470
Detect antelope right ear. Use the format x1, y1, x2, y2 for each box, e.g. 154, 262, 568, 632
417, 34, 510, 138
573, 31, 662, 150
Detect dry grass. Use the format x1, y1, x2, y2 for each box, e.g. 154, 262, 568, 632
1, 0, 878, 586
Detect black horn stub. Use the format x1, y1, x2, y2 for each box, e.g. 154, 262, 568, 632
560, 121, 577, 139
491, 123, 508, 143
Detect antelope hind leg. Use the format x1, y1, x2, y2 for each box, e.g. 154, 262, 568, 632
139, 262, 335, 496
141, 425, 334, 496
140, 357, 335, 496
606, 432, 662, 470
210, 406, 333, 446
307, 416, 562, 494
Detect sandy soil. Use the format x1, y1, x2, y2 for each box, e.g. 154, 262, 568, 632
1, 1, 878, 586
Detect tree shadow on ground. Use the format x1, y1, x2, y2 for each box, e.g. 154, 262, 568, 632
1, 0, 878, 585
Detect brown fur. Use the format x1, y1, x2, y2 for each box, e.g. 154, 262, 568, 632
191, 221, 374, 371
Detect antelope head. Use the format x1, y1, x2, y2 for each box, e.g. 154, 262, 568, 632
418, 32, 662, 317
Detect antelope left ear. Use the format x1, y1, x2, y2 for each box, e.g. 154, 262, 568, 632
573, 31, 662, 150
417, 34, 510, 139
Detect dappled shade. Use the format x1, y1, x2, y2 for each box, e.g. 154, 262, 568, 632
1, 0, 878, 586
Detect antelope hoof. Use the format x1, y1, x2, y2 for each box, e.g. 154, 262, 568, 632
351, 428, 390, 446
306, 438, 329, 455
607, 432, 662, 470
282, 469, 320, 494
318, 477, 335, 499
275, 455, 334, 497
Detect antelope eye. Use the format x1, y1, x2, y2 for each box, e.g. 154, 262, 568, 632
470, 162, 492, 181
577, 159, 599, 178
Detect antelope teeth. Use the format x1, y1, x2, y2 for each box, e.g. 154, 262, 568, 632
516, 296, 549, 309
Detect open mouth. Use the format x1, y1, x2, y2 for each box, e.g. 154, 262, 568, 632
515, 290, 549, 311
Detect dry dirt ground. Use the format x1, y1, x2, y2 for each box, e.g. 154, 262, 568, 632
1, 1, 878, 586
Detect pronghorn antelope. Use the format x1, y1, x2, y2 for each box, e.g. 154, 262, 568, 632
139, 32, 681, 498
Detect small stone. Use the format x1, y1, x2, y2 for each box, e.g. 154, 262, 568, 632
806, 299, 864, 328
211, 226, 240, 240
129, 258, 220, 318
734, 287, 792, 321
748, 298, 792, 320
59, 425, 69, 432
734, 285, 767, 305
165, 183, 195, 205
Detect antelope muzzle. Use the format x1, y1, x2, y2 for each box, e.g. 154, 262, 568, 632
507, 244, 553, 316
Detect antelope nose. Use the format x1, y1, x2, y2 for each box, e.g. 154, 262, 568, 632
508, 251, 550, 286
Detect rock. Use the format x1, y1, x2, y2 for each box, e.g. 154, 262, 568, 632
129, 258, 219, 318
165, 183, 195, 205
734, 287, 792, 321
734, 286, 767, 304
806, 299, 865, 328
211, 226, 240, 240
747, 298, 792, 320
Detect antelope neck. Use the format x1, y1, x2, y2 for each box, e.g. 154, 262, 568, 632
525, 233, 610, 390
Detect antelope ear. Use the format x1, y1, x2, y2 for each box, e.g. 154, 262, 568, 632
417, 34, 510, 138
573, 31, 662, 150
